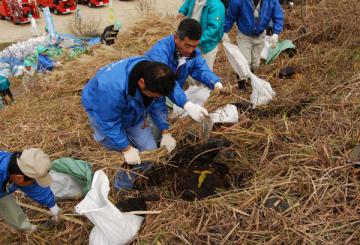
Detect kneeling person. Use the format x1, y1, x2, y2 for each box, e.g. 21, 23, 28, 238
81, 58, 177, 188
0, 148, 60, 233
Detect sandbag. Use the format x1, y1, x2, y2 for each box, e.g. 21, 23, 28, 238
50, 170, 83, 200
75, 170, 144, 245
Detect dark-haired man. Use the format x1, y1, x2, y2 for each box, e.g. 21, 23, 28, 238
82, 57, 177, 164
145, 18, 223, 122
0, 148, 60, 233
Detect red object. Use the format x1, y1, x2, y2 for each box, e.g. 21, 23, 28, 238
0, 0, 40, 24
77, 0, 109, 8
37, 0, 76, 15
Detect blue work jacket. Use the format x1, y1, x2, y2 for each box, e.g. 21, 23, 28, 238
224, 0, 284, 36
81, 57, 170, 150
145, 35, 220, 107
179, 0, 225, 54
0, 151, 55, 208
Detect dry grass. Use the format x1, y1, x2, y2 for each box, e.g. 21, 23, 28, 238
1, 1, 360, 244
68, 15, 102, 38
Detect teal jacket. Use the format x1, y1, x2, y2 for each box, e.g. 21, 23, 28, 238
179, 0, 225, 54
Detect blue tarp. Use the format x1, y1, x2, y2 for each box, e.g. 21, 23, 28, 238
37, 54, 54, 73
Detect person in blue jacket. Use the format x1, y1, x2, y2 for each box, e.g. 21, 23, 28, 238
145, 18, 223, 122
0, 148, 61, 233
222, 0, 284, 89
177, 0, 225, 71
82, 57, 177, 189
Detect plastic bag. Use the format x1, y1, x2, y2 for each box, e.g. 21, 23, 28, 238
249, 73, 275, 108
223, 42, 251, 79
223, 42, 275, 108
209, 104, 239, 123
50, 170, 83, 200
75, 170, 144, 245
261, 35, 272, 60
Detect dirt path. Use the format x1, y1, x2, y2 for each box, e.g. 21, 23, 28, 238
0, 0, 181, 43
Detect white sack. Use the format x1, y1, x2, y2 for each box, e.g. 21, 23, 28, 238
0, 36, 48, 60
223, 41, 275, 108
249, 73, 275, 108
50, 170, 83, 200
172, 86, 238, 123
223, 41, 251, 79
75, 170, 144, 245
210, 104, 239, 123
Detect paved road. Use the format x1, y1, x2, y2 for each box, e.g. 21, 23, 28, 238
0, 0, 181, 42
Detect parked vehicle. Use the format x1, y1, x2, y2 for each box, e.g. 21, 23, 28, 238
77, 0, 109, 8
0, 0, 40, 24
38, 0, 76, 15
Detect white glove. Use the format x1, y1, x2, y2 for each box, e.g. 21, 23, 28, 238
49, 204, 61, 222
123, 146, 141, 165
160, 133, 176, 153
222, 33, 230, 43
214, 82, 223, 90
184, 101, 209, 122
270, 34, 279, 48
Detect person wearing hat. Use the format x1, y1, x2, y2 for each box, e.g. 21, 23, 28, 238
22, 60, 36, 93
0, 148, 60, 233
0, 75, 14, 105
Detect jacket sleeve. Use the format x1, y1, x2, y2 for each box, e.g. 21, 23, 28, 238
272, 0, 284, 34
149, 97, 169, 131
179, 0, 190, 15
199, 3, 225, 53
145, 40, 171, 65
190, 54, 220, 89
167, 81, 189, 108
88, 90, 129, 150
18, 183, 56, 208
224, 0, 240, 33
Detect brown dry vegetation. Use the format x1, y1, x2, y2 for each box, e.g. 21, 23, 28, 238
1, 0, 360, 244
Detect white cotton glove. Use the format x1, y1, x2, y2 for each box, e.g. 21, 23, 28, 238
222, 33, 230, 43
270, 34, 279, 48
123, 146, 141, 165
184, 101, 209, 122
160, 133, 176, 153
49, 204, 61, 222
214, 82, 223, 90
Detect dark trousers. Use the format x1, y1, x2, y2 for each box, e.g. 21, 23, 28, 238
0, 89, 14, 105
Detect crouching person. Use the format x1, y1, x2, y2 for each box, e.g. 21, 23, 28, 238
0, 148, 61, 233
81, 57, 177, 190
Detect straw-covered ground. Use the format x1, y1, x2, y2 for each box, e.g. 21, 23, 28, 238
1, 0, 360, 244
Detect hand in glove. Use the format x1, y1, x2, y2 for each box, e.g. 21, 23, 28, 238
270, 34, 279, 48
222, 33, 230, 43
122, 146, 141, 165
160, 133, 176, 153
214, 82, 223, 90
49, 204, 61, 222
184, 101, 209, 122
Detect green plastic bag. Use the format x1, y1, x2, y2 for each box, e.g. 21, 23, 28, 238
266, 40, 296, 64
52, 157, 93, 194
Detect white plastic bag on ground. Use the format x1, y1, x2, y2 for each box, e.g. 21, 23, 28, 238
223, 41, 275, 108
171, 86, 238, 123
50, 170, 83, 200
249, 73, 275, 108
210, 104, 239, 123
75, 170, 144, 245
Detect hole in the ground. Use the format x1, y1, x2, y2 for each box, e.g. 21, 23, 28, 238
134, 138, 251, 201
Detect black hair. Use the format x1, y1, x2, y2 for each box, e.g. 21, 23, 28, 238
8, 152, 33, 181
141, 62, 176, 96
176, 18, 202, 41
